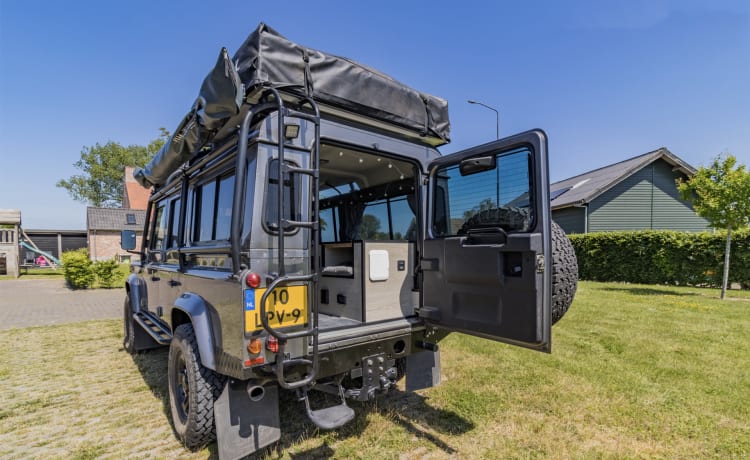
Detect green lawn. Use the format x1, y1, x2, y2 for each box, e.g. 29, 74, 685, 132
0, 282, 747, 459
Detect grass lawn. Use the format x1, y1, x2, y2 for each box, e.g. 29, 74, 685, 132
0, 281, 748, 459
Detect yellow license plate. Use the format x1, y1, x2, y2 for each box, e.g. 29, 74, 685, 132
244, 286, 308, 332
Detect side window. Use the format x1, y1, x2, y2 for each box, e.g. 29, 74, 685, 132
359, 200, 389, 240
195, 181, 216, 242
389, 197, 416, 240
150, 203, 168, 262
192, 172, 235, 242
167, 198, 181, 249
319, 207, 337, 242
215, 175, 235, 240
265, 159, 300, 231
433, 148, 533, 237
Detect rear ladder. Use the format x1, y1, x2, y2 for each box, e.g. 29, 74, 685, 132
245, 88, 354, 429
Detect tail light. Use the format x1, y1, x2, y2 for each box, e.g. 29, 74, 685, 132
266, 335, 279, 353
245, 272, 261, 288
247, 338, 262, 355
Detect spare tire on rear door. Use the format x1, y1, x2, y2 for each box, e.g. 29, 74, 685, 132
458, 208, 576, 325
550, 221, 577, 325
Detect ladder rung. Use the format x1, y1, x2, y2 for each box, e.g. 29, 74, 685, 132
268, 274, 317, 284
283, 108, 319, 123
283, 164, 319, 177
282, 219, 317, 229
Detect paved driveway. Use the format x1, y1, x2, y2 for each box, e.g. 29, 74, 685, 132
0, 279, 123, 330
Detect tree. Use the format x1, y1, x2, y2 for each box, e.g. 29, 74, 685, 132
57, 129, 168, 207
677, 154, 750, 299
359, 214, 381, 239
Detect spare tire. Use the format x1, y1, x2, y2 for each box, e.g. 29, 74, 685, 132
458, 206, 531, 234
457, 208, 577, 324
551, 221, 577, 325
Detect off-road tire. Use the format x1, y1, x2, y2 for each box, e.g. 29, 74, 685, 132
458, 206, 531, 234
123, 294, 136, 355
551, 221, 577, 325
168, 323, 225, 450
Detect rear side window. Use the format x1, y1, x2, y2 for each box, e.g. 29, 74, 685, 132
265, 159, 300, 232
192, 173, 235, 242
168, 199, 181, 248
147, 203, 168, 263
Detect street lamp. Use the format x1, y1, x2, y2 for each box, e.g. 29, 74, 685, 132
467, 99, 499, 139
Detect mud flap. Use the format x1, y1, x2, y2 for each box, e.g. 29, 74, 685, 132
132, 324, 162, 351
405, 349, 441, 392
214, 379, 280, 460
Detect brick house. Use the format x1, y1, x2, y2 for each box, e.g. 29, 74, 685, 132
87, 207, 146, 261
86, 167, 151, 261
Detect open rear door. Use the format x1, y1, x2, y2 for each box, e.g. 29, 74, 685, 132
419, 130, 551, 351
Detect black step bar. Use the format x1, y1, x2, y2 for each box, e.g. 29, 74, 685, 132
133, 310, 172, 345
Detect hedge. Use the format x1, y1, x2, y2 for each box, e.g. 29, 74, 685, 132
61, 248, 95, 289
569, 229, 750, 288
61, 249, 127, 289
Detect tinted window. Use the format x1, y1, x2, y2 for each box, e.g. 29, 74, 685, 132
215, 175, 235, 240
152, 204, 167, 251
319, 207, 337, 242
192, 173, 235, 242
359, 200, 389, 240
265, 159, 300, 231
433, 148, 533, 237
195, 181, 216, 242
389, 197, 416, 240
168, 199, 181, 248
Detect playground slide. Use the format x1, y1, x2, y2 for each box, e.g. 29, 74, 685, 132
19, 241, 61, 266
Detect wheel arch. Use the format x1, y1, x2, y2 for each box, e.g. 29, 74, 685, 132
171, 293, 219, 371
125, 274, 148, 313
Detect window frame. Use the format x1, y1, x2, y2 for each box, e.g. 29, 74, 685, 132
190, 169, 237, 244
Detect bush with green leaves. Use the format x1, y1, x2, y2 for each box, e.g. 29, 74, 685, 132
569, 229, 750, 288
61, 248, 95, 289
92, 259, 120, 288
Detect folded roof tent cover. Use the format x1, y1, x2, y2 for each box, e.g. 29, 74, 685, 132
135, 23, 450, 189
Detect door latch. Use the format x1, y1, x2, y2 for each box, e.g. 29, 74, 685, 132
536, 254, 545, 273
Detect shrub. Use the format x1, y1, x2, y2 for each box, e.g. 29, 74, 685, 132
569, 229, 750, 288
61, 248, 95, 289
92, 259, 120, 288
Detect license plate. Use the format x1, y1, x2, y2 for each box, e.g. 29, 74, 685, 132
244, 286, 308, 333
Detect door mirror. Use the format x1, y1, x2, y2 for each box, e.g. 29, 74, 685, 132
121, 230, 136, 250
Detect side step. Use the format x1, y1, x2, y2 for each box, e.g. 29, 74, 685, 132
301, 385, 355, 430
133, 311, 172, 345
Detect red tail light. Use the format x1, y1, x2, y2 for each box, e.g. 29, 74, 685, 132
246, 272, 261, 288
266, 335, 279, 353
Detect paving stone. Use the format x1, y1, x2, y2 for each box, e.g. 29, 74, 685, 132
0, 279, 123, 330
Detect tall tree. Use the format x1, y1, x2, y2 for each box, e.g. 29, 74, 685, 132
677, 154, 750, 299
57, 130, 168, 207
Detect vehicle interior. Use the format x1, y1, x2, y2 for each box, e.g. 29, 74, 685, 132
316, 144, 420, 330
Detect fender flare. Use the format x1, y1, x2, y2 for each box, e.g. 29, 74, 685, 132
172, 293, 218, 371
125, 274, 148, 314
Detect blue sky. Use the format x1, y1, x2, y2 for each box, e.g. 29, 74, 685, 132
1, 0, 748, 229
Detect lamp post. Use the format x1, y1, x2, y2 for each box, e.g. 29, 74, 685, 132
467, 99, 499, 139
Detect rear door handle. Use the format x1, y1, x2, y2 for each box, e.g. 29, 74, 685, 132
168, 280, 181, 287
151, 276, 160, 282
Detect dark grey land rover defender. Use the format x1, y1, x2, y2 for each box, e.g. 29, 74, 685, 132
121, 23, 577, 459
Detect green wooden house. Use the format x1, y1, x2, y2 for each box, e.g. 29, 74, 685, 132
551, 148, 709, 234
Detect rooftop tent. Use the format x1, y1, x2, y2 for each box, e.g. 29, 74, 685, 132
232, 23, 450, 144
134, 23, 450, 189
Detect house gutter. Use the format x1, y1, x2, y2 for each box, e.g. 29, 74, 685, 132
573, 203, 589, 233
